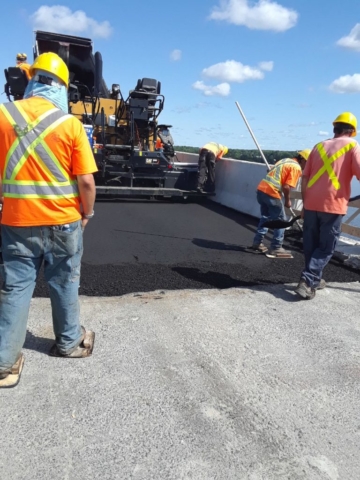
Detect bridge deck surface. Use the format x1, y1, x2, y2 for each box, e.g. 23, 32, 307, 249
2, 283, 360, 479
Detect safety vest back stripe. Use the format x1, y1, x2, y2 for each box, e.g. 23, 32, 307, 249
4, 110, 68, 181
0, 105, 61, 175
0, 102, 78, 200
307, 141, 356, 189
3, 183, 78, 198
11, 115, 73, 182
34, 143, 67, 182
2, 102, 29, 129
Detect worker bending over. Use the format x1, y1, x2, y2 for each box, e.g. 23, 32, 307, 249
0, 52, 98, 388
197, 142, 228, 193
250, 150, 310, 258
15, 53, 31, 80
295, 112, 360, 300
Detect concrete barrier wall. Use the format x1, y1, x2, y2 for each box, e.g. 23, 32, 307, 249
177, 151, 360, 246
175, 151, 267, 217
213, 159, 268, 217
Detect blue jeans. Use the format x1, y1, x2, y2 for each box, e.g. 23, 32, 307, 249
301, 210, 342, 288
0, 220, 84, 371
253, 190, 285, 249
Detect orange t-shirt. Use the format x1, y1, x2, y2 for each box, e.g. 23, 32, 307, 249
303, 137, 360, 214
257, 159, 302, 199
18, 63, 31, 80
0, 97, 98, 226
155, 137, 163, 150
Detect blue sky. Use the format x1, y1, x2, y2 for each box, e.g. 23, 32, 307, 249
1, 0, 360, 151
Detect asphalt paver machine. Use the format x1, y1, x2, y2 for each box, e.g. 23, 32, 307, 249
4, 30, 201, 198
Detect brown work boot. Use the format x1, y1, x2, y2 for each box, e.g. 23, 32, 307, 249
0, 354, 25, 388
315, 279, 326, 290
295, 279, 316, 300
266, 247, 293, 258
249, 243, 268, 253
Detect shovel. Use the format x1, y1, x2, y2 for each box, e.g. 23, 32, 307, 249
263, 195, 360, 229
262, 215, 301, 229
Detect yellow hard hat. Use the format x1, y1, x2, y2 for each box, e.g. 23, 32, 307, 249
16, 53, 27, 61
30, 52, 69, 88
298, 149, 311, 161
333, 112, 357, 137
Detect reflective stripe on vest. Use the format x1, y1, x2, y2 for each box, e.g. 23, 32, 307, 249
262, 159, 299, 190
0, 102, 79, 199
307, 141, 356, 190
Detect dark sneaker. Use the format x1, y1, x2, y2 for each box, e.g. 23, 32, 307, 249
266, 247, 293, 258
315, 279, 326, 290
295, 279, 316, 300
249, 243, 268, 253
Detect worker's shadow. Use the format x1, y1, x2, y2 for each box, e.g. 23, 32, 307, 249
173, 266, 258, 289
265, 284, 304, 303
23, 330, 54, 354
192, 238, 247, 252
173, 266, 304, 303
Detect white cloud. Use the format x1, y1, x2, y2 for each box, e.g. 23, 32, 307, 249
337, 24, 360, 51
170, 49, 182, 61
202, 60, 271, 83
329, 74, 360, 94
192, 81, 231, 97
30, 6, 113, 39
209, 0, 298, 32
318, 131, 329, 136
258, 61, 274, 71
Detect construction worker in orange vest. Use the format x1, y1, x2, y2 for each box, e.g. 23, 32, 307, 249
0, 52, 98, 388
249, 150, 310, 258
197, 142, 228, 193
155, 136, 164, 151
15, 53, 31, 80
295, 112, 360, 300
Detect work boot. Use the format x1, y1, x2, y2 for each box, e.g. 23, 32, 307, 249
295, 279, 316, 300
315, 279, 326, 290
249, 243, 268, 253
266, 247, 293, 258
0, 354, 25, 388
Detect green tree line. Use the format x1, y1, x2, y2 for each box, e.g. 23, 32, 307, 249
174, 146, 298, 165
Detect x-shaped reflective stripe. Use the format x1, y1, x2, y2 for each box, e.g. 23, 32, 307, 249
308, 142, 356, 190
0, 102, 71, 183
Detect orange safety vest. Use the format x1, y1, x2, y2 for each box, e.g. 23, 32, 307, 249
0, 97, 97, 227
258, 158, 301, 199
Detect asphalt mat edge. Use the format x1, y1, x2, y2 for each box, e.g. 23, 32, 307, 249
32, 252, 359, 297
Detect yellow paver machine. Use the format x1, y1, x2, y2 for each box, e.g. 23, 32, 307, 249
4, 31, 201, 199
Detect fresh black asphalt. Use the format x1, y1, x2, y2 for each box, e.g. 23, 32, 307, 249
33, 198, 359, 297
